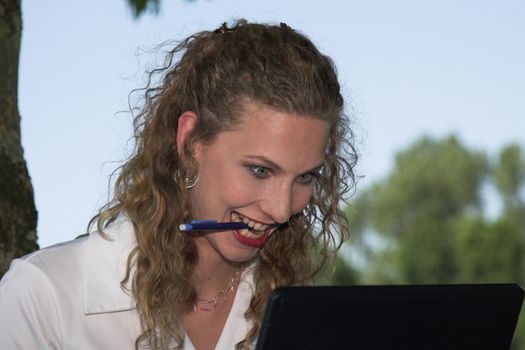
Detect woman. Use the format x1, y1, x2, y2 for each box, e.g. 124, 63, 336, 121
0, 20, 356, 349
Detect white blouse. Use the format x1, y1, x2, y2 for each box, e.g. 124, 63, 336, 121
0, 219, 255, 349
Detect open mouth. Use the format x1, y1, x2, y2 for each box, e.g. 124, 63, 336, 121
230, 211, 276, 248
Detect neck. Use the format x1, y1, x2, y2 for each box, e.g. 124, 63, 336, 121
192, 239, 242, 298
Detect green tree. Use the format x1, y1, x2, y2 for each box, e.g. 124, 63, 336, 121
494, 144, 525, 211
127, 0, 161, 17
350, 135, 487, 284
331, 254, 359, 285
125, 0, 195, 18
0, 0, 38, 277
346, 136, 525, 348
456, 216, 525, 282
456, 144, 525, 349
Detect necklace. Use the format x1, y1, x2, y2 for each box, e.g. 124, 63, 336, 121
193, 268, 244, 312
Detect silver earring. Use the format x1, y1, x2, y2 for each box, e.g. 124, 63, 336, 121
174, 167, 199, 189
184, 172, 199, 189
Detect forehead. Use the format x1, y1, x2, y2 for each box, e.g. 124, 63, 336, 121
205, 102, 330, 172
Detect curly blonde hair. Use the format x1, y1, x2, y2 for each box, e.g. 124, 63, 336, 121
90, 20, 357, 349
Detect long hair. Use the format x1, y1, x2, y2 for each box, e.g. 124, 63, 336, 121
90, 20, 357, 349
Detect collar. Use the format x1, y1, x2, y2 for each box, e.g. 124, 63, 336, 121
83, 217, 137, 315
82, 218, 260, 318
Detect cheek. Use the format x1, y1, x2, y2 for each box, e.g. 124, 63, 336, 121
209, 167, 260, 209
291, 185, 315, 214
217, 170, 261, 208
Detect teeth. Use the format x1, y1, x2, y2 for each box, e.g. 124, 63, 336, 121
231, 212, 269, 233
238, 228, 260, 239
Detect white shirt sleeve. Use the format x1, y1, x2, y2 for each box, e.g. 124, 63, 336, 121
0, 258, 62, 349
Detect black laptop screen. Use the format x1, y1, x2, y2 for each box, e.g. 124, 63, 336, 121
256, 284, 524, 350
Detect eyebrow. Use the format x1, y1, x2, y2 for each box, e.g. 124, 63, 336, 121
244, 155, 325, 174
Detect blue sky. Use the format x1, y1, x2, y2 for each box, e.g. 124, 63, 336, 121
20, 0, 525, 247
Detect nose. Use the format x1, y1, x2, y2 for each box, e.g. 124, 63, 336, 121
260, 182, 293, 224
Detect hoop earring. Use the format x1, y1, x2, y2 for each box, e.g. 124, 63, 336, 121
174, 167, 199, 189
184, 172, 199, 189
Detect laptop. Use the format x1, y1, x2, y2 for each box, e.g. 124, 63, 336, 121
255, 284, 524, 350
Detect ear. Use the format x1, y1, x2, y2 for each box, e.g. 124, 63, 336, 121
176, 111, 198, 159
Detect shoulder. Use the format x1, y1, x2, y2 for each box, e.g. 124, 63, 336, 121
0, 234, 89, 308
0, 216, 137, 309
0, 234, 89, 307
0, 247, 71, 348
0, 218, 139, 348
18, 234, 88, 277
8, 217, 137, 285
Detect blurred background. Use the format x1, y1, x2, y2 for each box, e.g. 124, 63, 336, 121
1, 0, 524, 347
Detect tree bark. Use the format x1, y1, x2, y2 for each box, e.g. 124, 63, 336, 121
0, 0, 38, 278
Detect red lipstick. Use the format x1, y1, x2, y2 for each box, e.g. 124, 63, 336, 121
232, 228, 270, 248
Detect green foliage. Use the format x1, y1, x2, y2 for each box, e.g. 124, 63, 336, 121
397, 220, 459, 284
370, 136, 487, 236
494, 144, 525, 210
125, 0, 197, 18
339, 135, 525, 348
314, 253, 359, 286
126, 0, 160, 17
456, 216, 525, 283
331, 253, 359, 285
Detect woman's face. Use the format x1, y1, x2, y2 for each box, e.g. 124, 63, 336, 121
188, 101, 330, 263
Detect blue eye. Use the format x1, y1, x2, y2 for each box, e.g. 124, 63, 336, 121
250, 166, 270, 179
296, 172, 317, 184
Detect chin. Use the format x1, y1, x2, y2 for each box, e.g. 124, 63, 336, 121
201, 230, 264, 264
218, 245, 260, 264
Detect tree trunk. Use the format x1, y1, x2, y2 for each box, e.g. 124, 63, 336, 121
0, 0, 38, 278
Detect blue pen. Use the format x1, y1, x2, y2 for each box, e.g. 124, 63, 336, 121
179, 220, 250, 232
179, 220, 279, 232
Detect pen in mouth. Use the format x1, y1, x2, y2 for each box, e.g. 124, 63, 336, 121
179, 220, 278, 232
